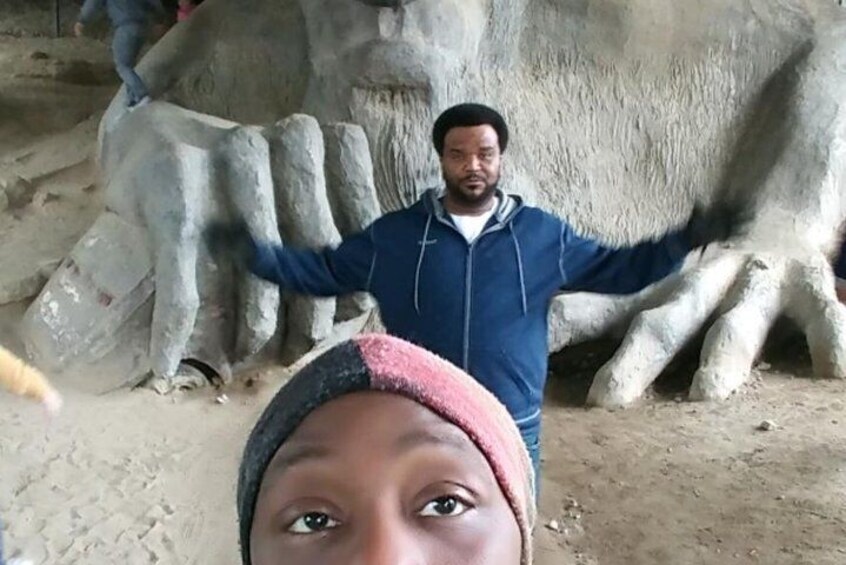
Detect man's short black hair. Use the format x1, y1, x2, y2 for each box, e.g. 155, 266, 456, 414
432, 103, 509, 156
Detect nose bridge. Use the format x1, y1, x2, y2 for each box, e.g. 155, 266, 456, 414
465, 154, 482, 170
354, 506, 423, 565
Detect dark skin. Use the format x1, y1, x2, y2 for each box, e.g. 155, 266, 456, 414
251, 392, 523, 565
441, 125, 502, 216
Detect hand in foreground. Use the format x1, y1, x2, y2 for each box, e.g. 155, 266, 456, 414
42, 388, 63, 417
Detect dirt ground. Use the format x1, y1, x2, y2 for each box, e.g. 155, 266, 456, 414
1, 2, 845, 564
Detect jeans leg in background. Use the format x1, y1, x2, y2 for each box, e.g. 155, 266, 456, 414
518, 416, 542, 500
112, 23, 149, 106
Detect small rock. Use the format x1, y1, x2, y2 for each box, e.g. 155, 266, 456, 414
775, 495, 785, 501
0, 174, 35, 208
756, 420, 779, 432
148, 376, 173, 395
31, 191, 60, 210
756, 362, 772, 371
30, 50, 50, 60
215, 393, 229, 405
545, 520, 561, 532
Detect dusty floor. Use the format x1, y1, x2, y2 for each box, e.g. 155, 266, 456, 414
1, 3, 846, 564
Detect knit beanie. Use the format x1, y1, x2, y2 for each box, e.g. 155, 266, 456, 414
237, 333, 536, 564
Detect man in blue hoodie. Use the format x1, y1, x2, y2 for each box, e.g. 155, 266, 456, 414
208, 103, 744, 481
74, 0, 167, 109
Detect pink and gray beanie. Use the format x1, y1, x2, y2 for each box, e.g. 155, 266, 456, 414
237, 333, 536, 564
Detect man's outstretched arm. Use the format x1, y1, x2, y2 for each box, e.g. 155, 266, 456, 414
206, 220, 377, 297
559, 202, 749, 294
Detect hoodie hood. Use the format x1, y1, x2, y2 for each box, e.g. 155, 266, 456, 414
421, 188, 524, 227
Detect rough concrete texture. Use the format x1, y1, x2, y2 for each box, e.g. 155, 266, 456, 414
25, 0, 846, 400
265, 114, 340, 358
21, 212, 155, 392
214, 126, 280, 362
322, 123, 380, 318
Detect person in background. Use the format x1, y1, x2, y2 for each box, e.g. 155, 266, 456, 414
209, 103, 748, 484
238, 334, 535, 565
0, 346, 62, 565
73, 0, 167, 110
177, 0, 196, 22
834, 237, 846, 303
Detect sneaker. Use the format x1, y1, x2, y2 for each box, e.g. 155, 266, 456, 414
129, 96, 152, 111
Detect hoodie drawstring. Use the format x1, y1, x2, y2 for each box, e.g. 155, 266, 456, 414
510, 225, 528, 315
414, 215, 433, 314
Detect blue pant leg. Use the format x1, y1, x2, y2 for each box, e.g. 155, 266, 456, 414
112, 23, 149, 105
518, 417, 542, 500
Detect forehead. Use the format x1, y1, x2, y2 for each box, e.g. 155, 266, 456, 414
266, 392, 482, 473
444, 125, 500, 150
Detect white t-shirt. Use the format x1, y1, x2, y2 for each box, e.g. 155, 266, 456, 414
449, 198, 499, 243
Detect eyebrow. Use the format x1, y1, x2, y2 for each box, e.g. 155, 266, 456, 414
265, 427, 475, 477
266, 444, 332, 476
393, 428, 474, 456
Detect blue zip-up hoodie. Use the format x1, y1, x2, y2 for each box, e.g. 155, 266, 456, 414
78, 0, 165, 27
251, 189, 690, 429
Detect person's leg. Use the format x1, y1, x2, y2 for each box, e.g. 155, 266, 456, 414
836, 278, 846, 304
111, 23, 150, 106
518, 417, 541, 499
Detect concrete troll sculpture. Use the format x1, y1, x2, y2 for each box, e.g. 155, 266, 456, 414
20, 0, 846, 403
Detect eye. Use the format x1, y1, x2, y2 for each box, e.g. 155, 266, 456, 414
287, 512, 341, 534
418, 495, 472, 518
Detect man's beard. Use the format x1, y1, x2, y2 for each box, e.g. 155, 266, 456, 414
444, 175, 500, 208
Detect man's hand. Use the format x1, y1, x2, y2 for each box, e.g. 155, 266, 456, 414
683, 200, 752, 249
73, 22, 85, 37
204, 219, 257, 270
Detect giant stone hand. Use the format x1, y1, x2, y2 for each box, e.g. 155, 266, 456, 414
22, 104, 380, 392
549, 33, 846, 406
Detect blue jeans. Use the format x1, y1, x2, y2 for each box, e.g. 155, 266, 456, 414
112, 23, 149, 106
517, 413, 541, 499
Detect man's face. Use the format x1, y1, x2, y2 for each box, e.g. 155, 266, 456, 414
441, 125, 502, 207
